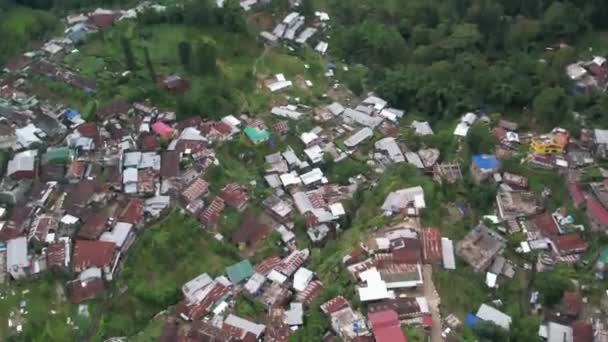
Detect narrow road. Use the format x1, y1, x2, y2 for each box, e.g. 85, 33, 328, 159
422, 265, 443, 342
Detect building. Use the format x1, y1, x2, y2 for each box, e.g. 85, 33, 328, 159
586, 198, 608, 232
181, 178, 209, 204
218, 183, 248, 211
456, 225, 506, 273
375, 137, 405, 163
421, 228, 442, 263
381, 186, 425, 215
344, 127, 373, 148
496, 191, 541, 220
531, 129, 569, 155
7, 236, 28, 280
368, 310, 407, 342
244, 126, 270, 145
476, 304, 512, 330
226, 259, 254, 285
7, 150, 37, 180
471, 154, 499, 183
72, 240, 115, 277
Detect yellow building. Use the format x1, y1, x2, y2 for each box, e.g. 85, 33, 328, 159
530, 129, 569, 155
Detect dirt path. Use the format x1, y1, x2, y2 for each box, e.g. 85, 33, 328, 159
423, 265, 444, 342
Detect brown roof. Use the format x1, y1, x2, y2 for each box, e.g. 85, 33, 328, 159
181, 178, 209, 203
118, 198, 144, 225
68, 277, 105, 303
47, 240, 68, 269
139, 133, 160, 152
255, 256, 282, 275
96, 101, 131, 118
368, 298, 422, 317
572, 320, 593, 342
77, 212, 108, 240
231, 214, 271, 246
320, 296, 350, 315
160, 151, 180, 178
534, 212, 560, 237
561, 291, 583, 317
198, 197, 225, 227
72, 240, 115, 270
391, 238, 422, 264
77, 123, 101, 146
552, 234, 588, 255
218, 183, 248, 209
89, 13, 119, 29
421, 228, 442, 263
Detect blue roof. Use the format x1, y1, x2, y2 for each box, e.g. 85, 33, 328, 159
466, 313, 480, 327
472, 154, 499, 170
64, 109, 80, 120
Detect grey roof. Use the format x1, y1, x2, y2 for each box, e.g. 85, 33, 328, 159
100, 222, 133, 248
343, 108, 383, 128
123, 151, 141, 168
271, 106, 303, 120
595, 129, 608, 144
265, 174, 282, 188
327, 102, 345, 116
224, 314, 266, 337
7, 150, 36, 176
123, 167, 138, 183
293, 192, 314, 213
344, 127, 373, 147
244, 272, 266, 295
138, 152, 161, 170
7, 236, 28, 270
412, 120, 434, 136
441, 238, 456, 270
295, 27, 317, 44
381, 186, 425, 212
476, 304, 512, 330
285, 302, 304, 325
375, 137, 404, 163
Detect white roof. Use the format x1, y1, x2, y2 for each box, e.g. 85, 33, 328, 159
15, 124, 42, 148
300, 168, 324, 186
280, 172, 302, 187
304, 145, 324, 163
462, 112, 477, 125
453, 122, 470, 137
182, 273, 213, 303
300, 131, 319, 145
441, 238, 456, 270
326, 102, 345, 115
285, 302, 304, 325
60, 214, 79, 225
476, 304, 512, 330
567, 63, 587, 80
405, 152, 424, 169
123, 167, 138, 183
411, 120, 433, 136
123, 151, 142, 167
547, 322, 573, 342
486, 272, 498, 288
244, 272, 266, 295
7, 149, 37, 176
79, 267, 102, 281
295, 27, 317, 44
363, 96, 387, 110
315, 41, 329, 55
358, 268, 390, 302
293, 267, 314, 292
595, 129, 608, 144
593, 56, 607, 66
268, 80, 293, 92
222, 115, 241, 127
376, 237, 390, 250
381, 186, 426, 212
283, 12, 300, 25
224, 314, 266, 338
344, 127, 373, 147
268, 269, 287, 284
329, 203, 346, 217
273, 106, 303, 120
293, 192, 314, 214
276, 225, 295, 243
100, 222, 133, 248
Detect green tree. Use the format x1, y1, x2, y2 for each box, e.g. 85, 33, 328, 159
120, 35, 136, 70
532, 87, 570, 128
178, 41, 192, 70
193, 38, 218, 75
467, 124, 495, 154
143, 46, 156, 82
472, 321, 509, 342
534, 266, 573, 306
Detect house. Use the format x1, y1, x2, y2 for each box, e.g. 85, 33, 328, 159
284, 302, 303, 326
160, 151, 180, 179
77, 212, 108, 240
198, 197, 225, 228
293, 267, 314, 292
226, 259, 254, 285
412, 120, 433, 136
68, 267, 105, 303
422, 228, 442, 263
358, 268, 390, 302
232, 214, 271, 248
531, 129, 569, 155
594, 129, 608, 159
223, 314, 266, 340
368, 297, 430, 319
375, 137, 405, 163
100, 222, 135, 252
344, 127, 373, 148
552, 234, 588, 256
7, 150, 37, 180
586, 198, 608, 232
219, 183, 248, 211
471, 155, 499, 182
368, 310, 407, 342
151, 122, 175, 139
47, 238, 70, 271
72, 240, 115, 277
496, 191, 541, 220
322, 299, 369, 340
45, 146, 73, 164
118, 198, 144, 226
263, 195, 292, 223
244, 126, 270, 145
381, 186, 425, 215
456, 225, 506, 273
343, 108, 383, 128
304, 145, 324, 164
181, 178, 209, 204
7, 237, 28, 280
476, 304, 512, 330
546, 322, 573, 342
560, 291, 583, 318
442, 237, 456, 270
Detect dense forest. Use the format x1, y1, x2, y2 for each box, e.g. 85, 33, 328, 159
323, 0, 608, 129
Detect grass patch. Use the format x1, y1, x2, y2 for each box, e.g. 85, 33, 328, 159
93, 210, 240, 338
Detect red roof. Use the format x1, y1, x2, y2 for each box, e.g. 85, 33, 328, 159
392, 239, 421, 264
140, 133, 160, 151
421, 228, 442, 263
295, 280, 323, 305
119, 198, 144, 225
214, 121, 233, 135
198, 197, 225, 227
47, 240, 68, 269
181, 178, 209, 203
218, 183, 248, 209
561, 291, 582, 316
255, 256, 282, 275
568, 183, 585, 207
587, 198, 608, 225
368, 310, 407, 342
69, 277, 105, 303
572, 320, 593, 342
90, 13, 119, 29
534, 212, 560, 237
552, 234, 588, 255
72, 240, 115, 270
320, 296, 350, 315
77, 212, 108, 240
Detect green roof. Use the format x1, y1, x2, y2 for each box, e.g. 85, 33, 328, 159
225, 259, 254, 284
244, 126, 270, 143
46, 146, 73, 163
600, 248, 608, 264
